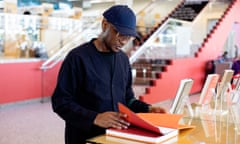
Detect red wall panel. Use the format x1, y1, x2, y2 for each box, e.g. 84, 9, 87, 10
0, 61, 61, 104
0, 61, 42, 104
0, 0, 240, 105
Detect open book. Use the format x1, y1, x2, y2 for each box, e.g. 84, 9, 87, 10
106, 103, 194, 143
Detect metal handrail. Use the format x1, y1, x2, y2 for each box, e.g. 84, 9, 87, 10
39, 1, 155, 71
46, 16, 97, 57
39, 0, 169, 70
130, 17, 195, 64
46, 22, 82, 57
129, 18, 171, 64
135, 0, 155, 15
40, 20, 101, 70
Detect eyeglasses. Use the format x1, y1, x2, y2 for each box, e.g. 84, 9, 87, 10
110, 24, 134, 42
116, 32, 134, 42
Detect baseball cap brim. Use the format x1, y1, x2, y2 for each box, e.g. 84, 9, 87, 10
114, 25, 139, 38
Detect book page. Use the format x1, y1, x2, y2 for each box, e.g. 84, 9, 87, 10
137, 113, 182, 128
118, 103, 183, 134
118, 103, 166, 134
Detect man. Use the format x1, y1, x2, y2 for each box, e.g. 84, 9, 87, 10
217, 51, 229, 63
52, 5, 165, 144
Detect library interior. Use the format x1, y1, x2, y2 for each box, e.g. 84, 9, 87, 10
0, 0, 240, 144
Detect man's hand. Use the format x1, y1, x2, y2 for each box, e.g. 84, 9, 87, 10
149, 106, 166, 113
94, 112, 130, 129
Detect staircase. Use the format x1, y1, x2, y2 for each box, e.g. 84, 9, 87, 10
132, 58, 172, 99
170, 0, 208, 21
39, 0, 238, 105
129, 0, 236, 103
132, 59, 170, 86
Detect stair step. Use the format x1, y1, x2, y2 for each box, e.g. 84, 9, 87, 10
133, 77, 154, 86
135, 70, 161, 78
170, 1, 208, 21
133, 67, 164, 72
133, 58, 171, 65
132, 85, 147, 99
132, 63, 166, 69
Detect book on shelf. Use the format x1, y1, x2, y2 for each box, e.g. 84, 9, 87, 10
106, 103, 195, 144
169, 78, 194, 115
198, 74, 220, 105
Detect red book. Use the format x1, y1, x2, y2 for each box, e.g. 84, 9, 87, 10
106, 126, 177, 144
106, 103, 194, 143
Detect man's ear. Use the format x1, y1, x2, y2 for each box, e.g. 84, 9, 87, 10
102, 19, 108, 32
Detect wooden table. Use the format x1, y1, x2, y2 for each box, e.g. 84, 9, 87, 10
87, 105, 240, 144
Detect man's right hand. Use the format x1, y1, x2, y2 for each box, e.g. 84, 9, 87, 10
94, 112, 130, 129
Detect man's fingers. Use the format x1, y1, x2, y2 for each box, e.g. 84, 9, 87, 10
94, 112, 130, 129
110, 120, 129, 129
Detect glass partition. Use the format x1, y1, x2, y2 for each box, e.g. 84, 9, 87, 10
129, 18, 192, 63
129, 0, 231, 64
0, 14, 4, 56
135, 0, 181, 37
0, 0, 231, 65
0, 13, 100, 59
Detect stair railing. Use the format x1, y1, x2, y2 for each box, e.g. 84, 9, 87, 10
40, 0, 182, 70
129, 18, 171, 64
40, 19, 101, 70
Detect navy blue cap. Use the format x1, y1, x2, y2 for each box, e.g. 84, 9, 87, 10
103, 5, 137, 37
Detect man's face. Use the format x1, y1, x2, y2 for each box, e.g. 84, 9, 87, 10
103, 22, 134, 53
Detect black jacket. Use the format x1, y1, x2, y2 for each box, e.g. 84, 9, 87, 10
52, 39, 150, 144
